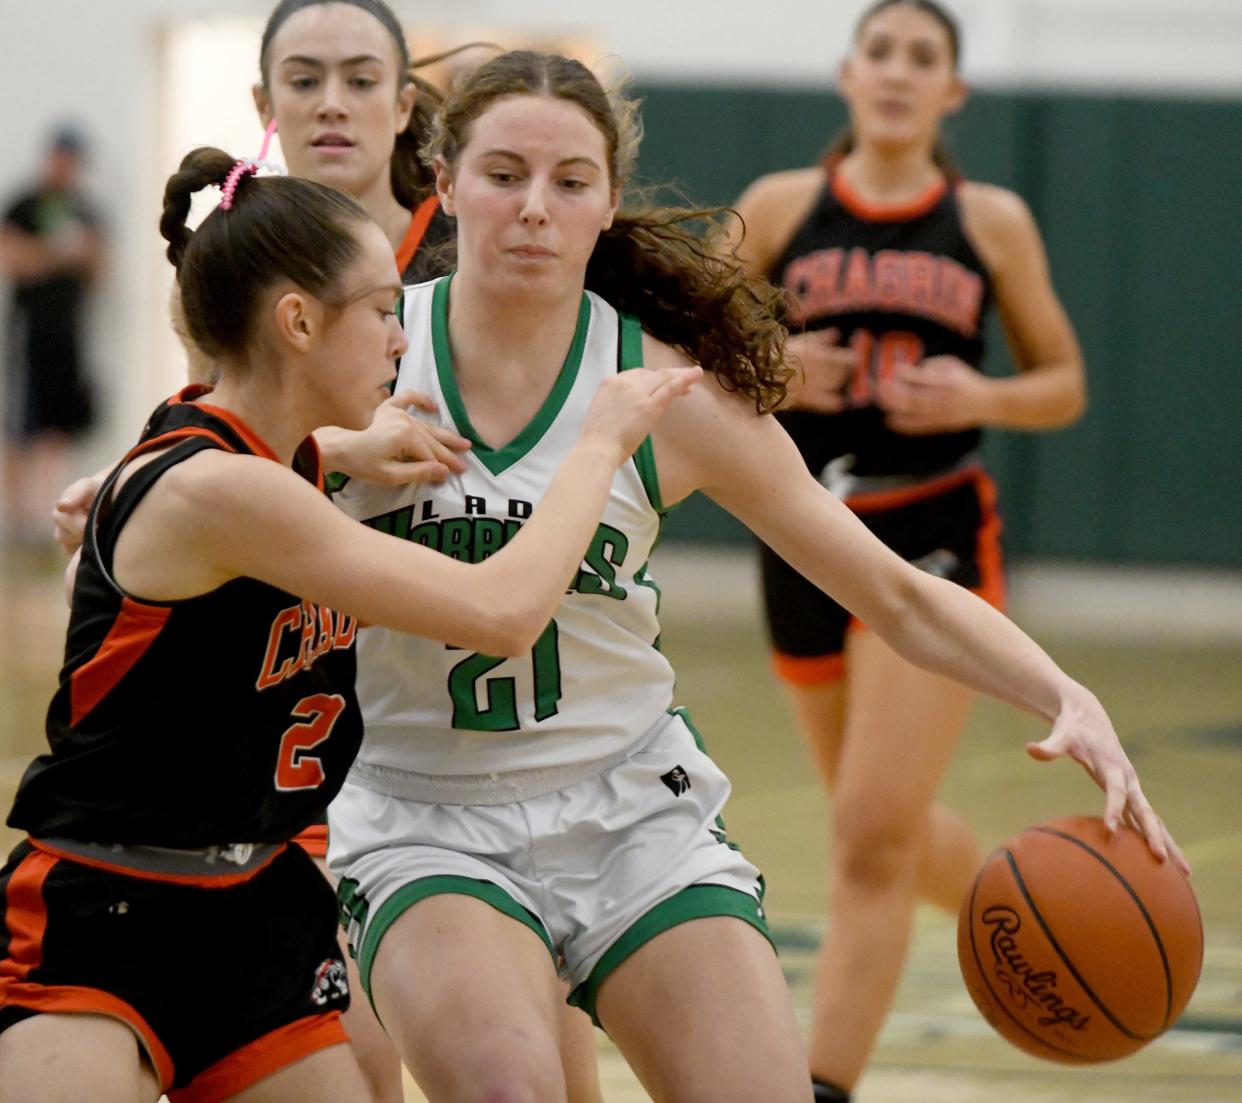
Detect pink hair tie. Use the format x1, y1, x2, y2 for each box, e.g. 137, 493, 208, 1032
219, 161, 258, 210
218, 119, 283, 211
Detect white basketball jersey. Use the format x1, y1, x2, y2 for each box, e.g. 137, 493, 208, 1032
335, 277, 675, 776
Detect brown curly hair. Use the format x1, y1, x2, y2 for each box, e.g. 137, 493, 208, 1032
426, 50, 792, 411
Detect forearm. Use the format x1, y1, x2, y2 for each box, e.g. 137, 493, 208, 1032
470, 439, 620, 652
981, 361, 1085, 431
874, 571, 1087, 722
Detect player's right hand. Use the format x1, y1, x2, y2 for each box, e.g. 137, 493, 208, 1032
782, 328, 856, 413
582, 366, 703, 466
53, 470, 106, 556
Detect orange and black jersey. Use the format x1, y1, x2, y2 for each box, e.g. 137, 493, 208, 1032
397, 194, 454, 286
769, 165, 995, 478
6, 387, 362, 849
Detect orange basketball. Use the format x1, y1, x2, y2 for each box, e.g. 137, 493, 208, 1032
957, 815, 1202, 1063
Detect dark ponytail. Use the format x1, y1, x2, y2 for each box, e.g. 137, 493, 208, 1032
393, 43, 502, 208
161, 147, 369, 360
584, 207, 791, 413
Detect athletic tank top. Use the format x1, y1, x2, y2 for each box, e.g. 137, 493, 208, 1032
334, 277, 674, 777
7, 388, 363, 847
397, 195, 455, 286
769, 166, 994, 478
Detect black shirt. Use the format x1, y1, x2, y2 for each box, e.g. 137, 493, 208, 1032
768, 168, 994, 478
8, 388, 363, 848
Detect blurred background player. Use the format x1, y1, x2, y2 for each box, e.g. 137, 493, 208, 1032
1, 126, 103, 548
725, 2, 1086, 1098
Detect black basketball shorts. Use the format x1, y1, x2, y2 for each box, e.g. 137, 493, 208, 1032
0, 839, 350, 1103
760, 465, 1005, 685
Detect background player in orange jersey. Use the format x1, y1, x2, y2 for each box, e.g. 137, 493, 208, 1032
724, 3, 1088, 1099
0, 145, 697, 1103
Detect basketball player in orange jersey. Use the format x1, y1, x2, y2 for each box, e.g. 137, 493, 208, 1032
0, 146, 697, 1103
724, 3, 1090, 1099
50, 4, 609, 1099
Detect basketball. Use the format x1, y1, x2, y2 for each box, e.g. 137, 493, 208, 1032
957, 815, 1203, 1064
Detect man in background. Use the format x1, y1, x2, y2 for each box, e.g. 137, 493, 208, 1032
1, 126, 103, 547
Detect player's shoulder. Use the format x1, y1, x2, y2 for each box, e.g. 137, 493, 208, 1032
730, 167, 827, 272
639, 331, 697, 371
134, 447, 301, 520
735, 167, 825, 214
958, 181, 1037, 239
957, 182, 1042, 273
638, 334, 743, 421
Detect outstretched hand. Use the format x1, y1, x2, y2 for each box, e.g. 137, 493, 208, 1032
1026, 693, 1189, 874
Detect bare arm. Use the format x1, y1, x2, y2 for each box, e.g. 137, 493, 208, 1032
652, 371, 1181, 866
110, 366, 700, 658
0, 220, 101, 283
0, 223, 60, 281
720, 169, 856, 413
965, 183, 1086, 428
721, 168, 823, 280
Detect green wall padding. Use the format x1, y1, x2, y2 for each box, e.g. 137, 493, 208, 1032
632, 84, 1242, 567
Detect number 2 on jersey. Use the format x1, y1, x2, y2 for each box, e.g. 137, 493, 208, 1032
447, 621, 562, 731
274, 693, 346, 791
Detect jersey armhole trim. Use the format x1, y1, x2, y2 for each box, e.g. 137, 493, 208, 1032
616, 312, 665, 516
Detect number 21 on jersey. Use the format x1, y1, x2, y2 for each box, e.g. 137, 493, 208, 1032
447, 621, 563, 732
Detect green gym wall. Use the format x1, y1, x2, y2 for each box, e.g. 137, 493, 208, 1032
634, 84, 1242, 567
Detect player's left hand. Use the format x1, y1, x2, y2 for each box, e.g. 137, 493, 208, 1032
1026, 691, 1190, 875
324, 390, 472, 486
875, 355, 992, 434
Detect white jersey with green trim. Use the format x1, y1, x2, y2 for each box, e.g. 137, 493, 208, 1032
335, 276, 675, 777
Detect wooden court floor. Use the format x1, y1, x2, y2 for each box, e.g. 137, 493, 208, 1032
1, 543, 1239, 1102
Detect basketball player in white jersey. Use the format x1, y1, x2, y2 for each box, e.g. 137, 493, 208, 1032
325, 50, 1182, 1103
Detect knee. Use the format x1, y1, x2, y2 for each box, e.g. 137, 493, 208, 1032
831, 803, 924, 894
455, 1037, 566, 1103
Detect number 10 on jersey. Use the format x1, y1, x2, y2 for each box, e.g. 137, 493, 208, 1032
447, 620, 563, 731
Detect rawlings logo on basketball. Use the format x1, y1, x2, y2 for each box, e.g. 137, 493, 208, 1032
311, 958, 349, 1006
982, 906, 1091, 1031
